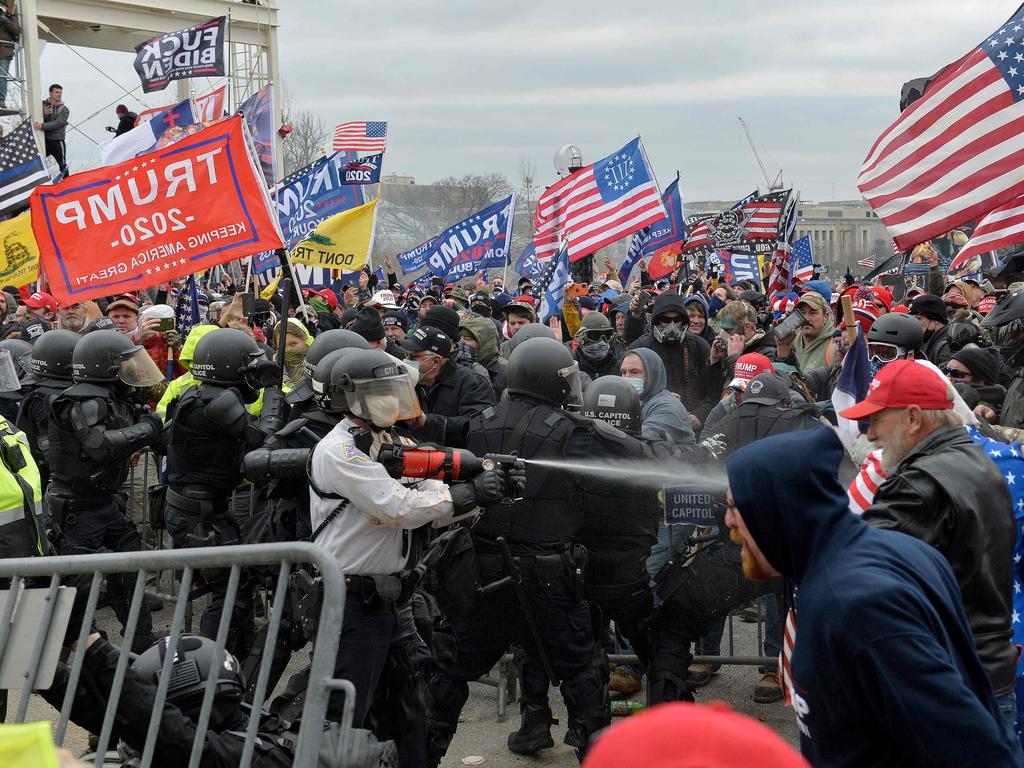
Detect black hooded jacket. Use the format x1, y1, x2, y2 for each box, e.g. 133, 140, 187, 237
862, 425, 1018, 696
727, 427, 1018, 768
623, 292, 721, 422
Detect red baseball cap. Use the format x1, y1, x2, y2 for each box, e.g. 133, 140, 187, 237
839, 359, 952, 419
24, 291, 58, 314
731, 352, 773, 390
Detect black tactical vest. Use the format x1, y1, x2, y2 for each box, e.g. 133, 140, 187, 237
47, 382, 134, 496
166, 385, 249, 495
467, 398, 585, 542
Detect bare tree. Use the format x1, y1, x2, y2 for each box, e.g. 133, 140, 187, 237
516, 156, 537, 208
280, 92, 329, 177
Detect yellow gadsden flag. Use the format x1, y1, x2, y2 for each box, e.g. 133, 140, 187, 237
290, 198, 378, 270
0, 212, 40, 288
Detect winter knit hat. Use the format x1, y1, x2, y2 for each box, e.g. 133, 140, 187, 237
951, 346, 1001, 385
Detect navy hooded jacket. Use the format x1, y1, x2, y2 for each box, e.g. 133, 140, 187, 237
726, 427, 1020, 768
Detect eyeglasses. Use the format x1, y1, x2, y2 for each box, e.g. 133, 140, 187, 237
867, 342, 901, 363
943, 367, 970, 379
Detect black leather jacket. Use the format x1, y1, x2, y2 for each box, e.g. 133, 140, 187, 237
862, 425, 1018, 696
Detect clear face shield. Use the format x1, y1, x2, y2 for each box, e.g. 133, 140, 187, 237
118, 346, 166, 387
348, 374, 423, 428
0, 350, 22, 392
559, 360, 584, 410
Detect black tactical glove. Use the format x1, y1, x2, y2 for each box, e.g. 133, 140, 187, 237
243, 359, 283, 389
450, 469, 507, 515
141, 410, 163, 436
506, 460, 527, 495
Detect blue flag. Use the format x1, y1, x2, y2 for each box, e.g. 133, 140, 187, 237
251, 250, 278, 275
396, 239, 434, 274
831, 329, 872, 451
537, 242, 571, 324
622, 176, 686, 283
339, 152, 384, 185
515, 242, 545, 281
374, 266, 386, 284
420, 194, 517, 283
722, 252, 760, 284
275, 150, 367, 247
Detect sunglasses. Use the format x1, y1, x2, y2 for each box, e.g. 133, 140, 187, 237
943, 367, 970, 379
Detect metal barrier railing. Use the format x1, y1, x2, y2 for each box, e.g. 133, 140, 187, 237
0, 542, 347, 768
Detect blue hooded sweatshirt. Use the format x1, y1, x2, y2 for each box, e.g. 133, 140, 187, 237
628, 347, 695, 447
727, 427, 1020, 768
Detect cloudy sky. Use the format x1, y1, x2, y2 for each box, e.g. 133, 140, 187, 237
44, 0, 1004, 204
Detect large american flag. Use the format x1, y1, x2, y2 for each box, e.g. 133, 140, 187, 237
947, 194, 1024, 272
789, 234, 814, 287
858, 6, 1024, 250
0, 121, 49, 216
533, 137, 666, 262
332, 121, 387, 153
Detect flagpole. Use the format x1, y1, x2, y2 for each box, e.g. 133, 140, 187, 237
503, 191, 516, 290
243, 257, 253, 295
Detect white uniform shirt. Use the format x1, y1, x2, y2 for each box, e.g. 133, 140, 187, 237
309, 418, 456, 574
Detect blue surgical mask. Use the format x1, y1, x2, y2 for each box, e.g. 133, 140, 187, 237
626, 377, 645, 395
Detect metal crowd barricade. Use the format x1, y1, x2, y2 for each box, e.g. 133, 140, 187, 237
0, 542, 347, 768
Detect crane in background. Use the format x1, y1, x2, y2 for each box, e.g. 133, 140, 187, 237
738, 117, 784, 191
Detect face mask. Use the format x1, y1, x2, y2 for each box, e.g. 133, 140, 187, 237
707, 296, 726, 318
580, 338, 611, 359
868, 358, 884, 379
453, 339, 479, 365
367, 394, 402, 427
922, 328, 936, 343
284, 349, 307, 377
626, 377, 645, 395
653, 320, 684, 343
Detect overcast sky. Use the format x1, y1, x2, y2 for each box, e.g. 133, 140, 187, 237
44, 0, 1004, 205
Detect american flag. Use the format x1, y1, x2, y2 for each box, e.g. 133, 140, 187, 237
766, 194, 797, 295
947, 195, 1024, 273
0, 121, 49, 216
332, 121, 387, 153
858, 6, 1024, 250
789, 234, 814, 287
857, 255, 875, 269
536, 240, 571, 323
174, 274, 201, 338
533, 137, 666, 262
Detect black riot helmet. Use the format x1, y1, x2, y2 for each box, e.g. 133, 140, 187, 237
328, 348, 421, 427
506, 337, 584, 407
866, 312, 923, 351
190, 328, 264, 387
0, 338, 32, 381
982, 287, 1024, 367
71, 330, 164, 386
946, 321, 988, 353
582, 375, 642, 435
131, 635, 245, 732
27, 329, 79, 383
312, 347, 363, 413
507, 322, 555, 354
302, 329, 370, 380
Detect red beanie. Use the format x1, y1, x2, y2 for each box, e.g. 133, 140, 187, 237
584, 702, 809, 768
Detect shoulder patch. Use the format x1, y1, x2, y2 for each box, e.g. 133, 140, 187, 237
343, 441, 370, 464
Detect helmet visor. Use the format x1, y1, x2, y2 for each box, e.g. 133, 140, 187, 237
558, 361, 584, 408
118, 346, 165, 387
0, 350, 22, 392
348, 375, 422, 427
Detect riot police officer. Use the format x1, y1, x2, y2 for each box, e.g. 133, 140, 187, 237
46, 330, 165, 652
273, 347, 509, 768
16, 329, 78, 487
0, 337, 31, 422
427, 338, 651, 763
163, 327, 284, 658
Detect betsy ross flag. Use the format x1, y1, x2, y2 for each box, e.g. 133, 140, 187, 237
0, 121, 49, 216
858, 5, 1024, 250
534, 137, 666, 263
947, 195, 1024, 273
789, 234, 814, 287
332, 121, 387, 153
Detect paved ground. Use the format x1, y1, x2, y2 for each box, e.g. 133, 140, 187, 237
17, 589, 797, 765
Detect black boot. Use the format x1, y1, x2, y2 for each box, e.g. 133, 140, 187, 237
507, 704, 557, 754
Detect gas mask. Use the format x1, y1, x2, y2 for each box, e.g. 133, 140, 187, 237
653, 319, 685, 344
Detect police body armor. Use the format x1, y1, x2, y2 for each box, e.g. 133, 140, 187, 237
47, 383, 139, 497
16, 380, 66, 469
0, 416, 44, 558
467, 399, 586, 543
166, 385, 254, 497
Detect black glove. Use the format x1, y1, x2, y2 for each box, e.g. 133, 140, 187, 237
449, 469, 506, 515
506, 460, 527, 495
141, 410, 163, 436
244, 359, 282, 389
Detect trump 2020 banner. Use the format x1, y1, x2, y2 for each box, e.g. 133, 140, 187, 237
30, 116, 283, 305
423, 194, 516, 283
133, 16, 228, 94
275, 150, 366, 246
